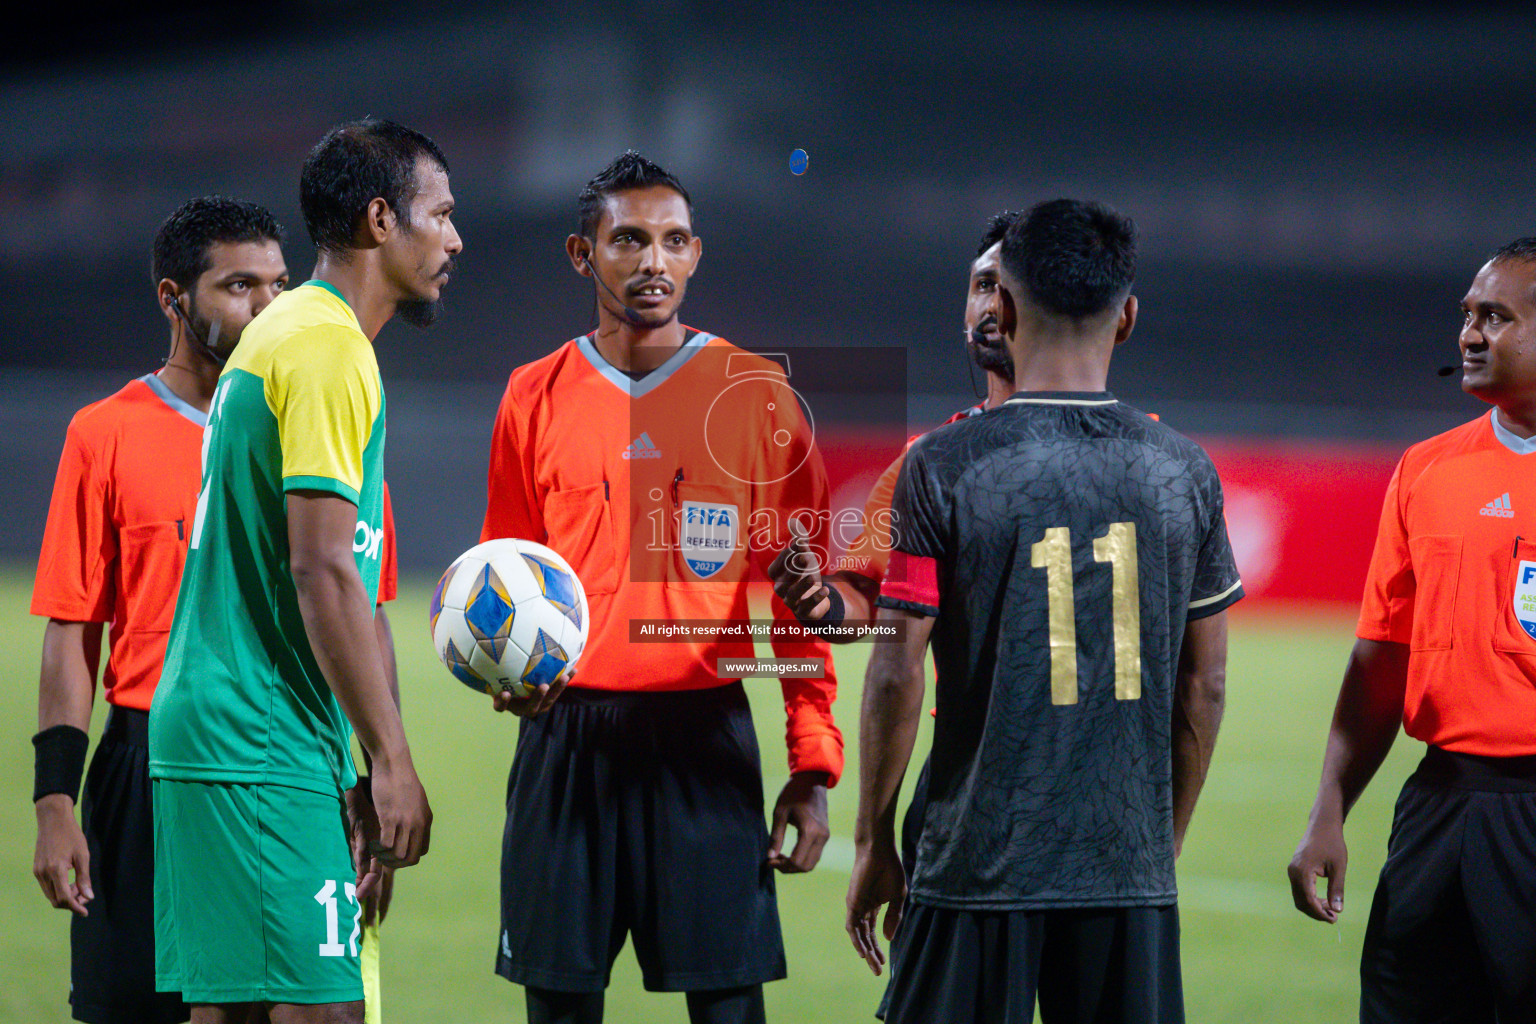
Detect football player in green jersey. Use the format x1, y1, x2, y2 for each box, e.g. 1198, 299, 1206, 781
149, 119, 460, 1023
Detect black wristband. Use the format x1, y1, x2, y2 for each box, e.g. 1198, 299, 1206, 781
33, 725, 89, 804
796, 583, 846, 634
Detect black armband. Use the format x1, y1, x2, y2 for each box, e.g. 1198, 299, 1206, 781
33, 725, 89, 804
796, 583, 846, 635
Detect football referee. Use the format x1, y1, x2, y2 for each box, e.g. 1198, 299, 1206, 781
1289, 238, 1536, 1022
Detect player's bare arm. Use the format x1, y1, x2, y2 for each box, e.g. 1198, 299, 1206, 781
288, 492, 431, 881
1288, 638, 1408, 924
33, 619, 102, 916
353, 604, 401, 927
847, 606, 933, 975
1171, 610, 1229, 857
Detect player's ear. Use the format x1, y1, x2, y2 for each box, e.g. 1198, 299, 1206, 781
685, 234, 702, 278
157, 279, 182, 323
1114, 294, 1138, 347
358, 197, 394, 248
566, 234, 594, 276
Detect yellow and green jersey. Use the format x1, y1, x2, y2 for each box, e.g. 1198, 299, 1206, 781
150, 281, 386, 796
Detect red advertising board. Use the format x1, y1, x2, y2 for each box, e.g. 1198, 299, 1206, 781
814, 429, 1402, 608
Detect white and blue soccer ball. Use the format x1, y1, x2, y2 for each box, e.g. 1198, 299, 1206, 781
429, 538, 588, 697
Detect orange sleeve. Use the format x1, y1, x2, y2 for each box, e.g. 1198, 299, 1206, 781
751, 389, 844, 785
377, 480, 398, 605
481, 376, 546, 544
842, 448, 907, 584
1357, 457, 1414, 644
32, 418, 116, 623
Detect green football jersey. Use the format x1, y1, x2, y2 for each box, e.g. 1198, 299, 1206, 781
150, 281, 385, 796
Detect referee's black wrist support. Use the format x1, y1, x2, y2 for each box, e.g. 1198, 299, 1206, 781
33, 725, 89, 805
795, 584, 846, 635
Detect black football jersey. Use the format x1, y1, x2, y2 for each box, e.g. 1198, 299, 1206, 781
877, 392, 1243, 909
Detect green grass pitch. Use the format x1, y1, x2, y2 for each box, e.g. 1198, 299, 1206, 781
0, 567, 1422, 1022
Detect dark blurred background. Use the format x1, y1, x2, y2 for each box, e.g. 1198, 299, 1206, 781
2, 1, 1529, 571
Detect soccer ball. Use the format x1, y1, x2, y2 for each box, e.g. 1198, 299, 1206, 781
428, 538, 588, 697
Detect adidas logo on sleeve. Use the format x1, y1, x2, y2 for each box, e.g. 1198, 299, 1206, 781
1481, 493, 1515, 518
622, 432, 663, 459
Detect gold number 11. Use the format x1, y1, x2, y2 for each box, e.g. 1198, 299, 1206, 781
1029, 522, 1142, 705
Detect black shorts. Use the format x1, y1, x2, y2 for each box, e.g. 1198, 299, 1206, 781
1361, 746, 1536, 1023
496, 682, 786, 993
881, 901, 1182, 1024
71, 708, 189, 1024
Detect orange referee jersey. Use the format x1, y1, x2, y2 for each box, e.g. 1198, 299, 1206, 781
1358, 409, 1536, 755
482, 330, 843, 782
33, 373, 398, 712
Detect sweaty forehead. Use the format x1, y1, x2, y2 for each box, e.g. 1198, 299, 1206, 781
410, 158, 453, 207
597, 186, 692, 234
1469, 258, 1536, 308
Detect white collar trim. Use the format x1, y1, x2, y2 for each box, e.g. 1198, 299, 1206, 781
1490, 409, 1536, 455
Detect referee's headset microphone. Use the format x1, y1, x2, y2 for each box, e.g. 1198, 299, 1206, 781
582, 252, 648, 328
168, 293, 227, 367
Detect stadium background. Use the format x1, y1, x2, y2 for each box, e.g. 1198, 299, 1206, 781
0, 3, 1523, 1020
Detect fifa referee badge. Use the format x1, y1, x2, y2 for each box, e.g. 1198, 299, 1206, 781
790, 148, 809, 175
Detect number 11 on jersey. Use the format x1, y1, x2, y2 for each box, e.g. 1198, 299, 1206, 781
1030, 522, 1142, 705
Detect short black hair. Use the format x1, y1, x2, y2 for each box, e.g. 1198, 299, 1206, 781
151, 196, 283, 290
577, 151, 692, 238
1492, 237, 1536, 265
1000, 199, 1137, 318
300, 118, 449, 257
976, 210, 1021, 258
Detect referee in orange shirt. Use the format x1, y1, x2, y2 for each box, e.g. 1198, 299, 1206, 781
482, 152, 841, 1024
30, 197, 287, 1023
1289, 238, 1536, 1022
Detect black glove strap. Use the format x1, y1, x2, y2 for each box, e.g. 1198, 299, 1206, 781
796, 583, 846, 634
33, 725, 89, 804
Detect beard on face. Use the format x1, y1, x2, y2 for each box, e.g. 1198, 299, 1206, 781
396, 255, 456, 329
967, 320, 1014, 376
182, 295, 236, 362
397, 298, 441, 328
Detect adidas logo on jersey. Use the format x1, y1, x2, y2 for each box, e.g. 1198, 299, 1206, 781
1481, 493, 1515, 518
622, 432, 662, 459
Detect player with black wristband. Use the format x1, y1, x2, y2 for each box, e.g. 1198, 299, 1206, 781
30, 197, 288, 1024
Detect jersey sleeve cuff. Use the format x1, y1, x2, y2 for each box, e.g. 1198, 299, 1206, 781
1188, 580, 1244, 620
283, 475, 360, 506
875, 594, 940, 617
879, 549, 941, 613
787, 733, 844, 788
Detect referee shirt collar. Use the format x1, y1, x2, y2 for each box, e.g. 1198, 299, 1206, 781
1490, 408, 1536, 455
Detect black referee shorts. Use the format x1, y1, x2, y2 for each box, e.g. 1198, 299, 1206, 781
881, 901, 1182, 1024
71, 707, 189, 1024
496, 682, 786, 993
1361, 746, 1536, 1023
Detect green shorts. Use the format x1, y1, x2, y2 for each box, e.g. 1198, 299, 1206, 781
153, 779, 363, 1005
